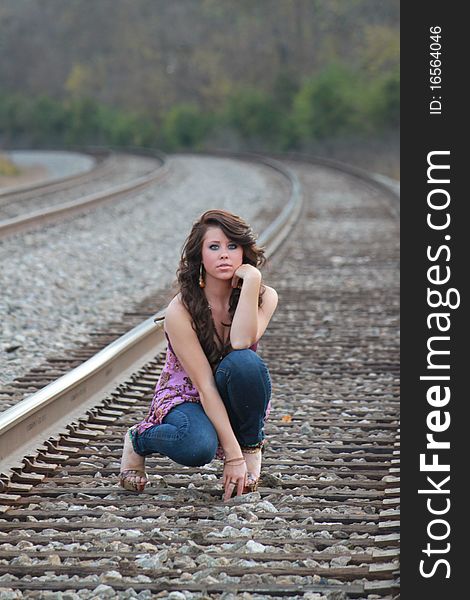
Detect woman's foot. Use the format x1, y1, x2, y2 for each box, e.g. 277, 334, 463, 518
119, 428, 148, 492
242, 448, 262, 492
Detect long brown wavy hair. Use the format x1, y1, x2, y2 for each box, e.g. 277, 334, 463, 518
176, 209, 266, 371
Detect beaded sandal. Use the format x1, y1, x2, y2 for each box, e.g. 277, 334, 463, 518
243, 474, 260, 494
119, 469, 149, 492
119, 427, 148, 492
241, 440, 267, 494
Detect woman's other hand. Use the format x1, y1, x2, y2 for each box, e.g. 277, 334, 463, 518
223, 459, 247, 501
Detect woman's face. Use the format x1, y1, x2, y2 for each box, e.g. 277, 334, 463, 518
201, 226, 244, 283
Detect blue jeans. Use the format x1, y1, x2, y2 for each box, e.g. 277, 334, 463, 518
131, 349, 272, 467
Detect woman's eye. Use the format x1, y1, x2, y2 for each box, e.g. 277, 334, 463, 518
209, 243, 238, 250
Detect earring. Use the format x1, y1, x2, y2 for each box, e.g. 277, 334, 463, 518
199, 263, 205, 288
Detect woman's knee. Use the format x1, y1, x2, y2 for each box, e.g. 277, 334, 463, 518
221, 350, 271, 391
164, 404, 218, 467
221, 349, 266, 376
180, 432, 218, 467
176, 416, 218, 466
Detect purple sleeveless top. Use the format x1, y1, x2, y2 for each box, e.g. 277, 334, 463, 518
135, 330, 269, 459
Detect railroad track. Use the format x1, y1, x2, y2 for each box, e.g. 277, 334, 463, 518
0, 148, 169, 238
0, 149, 105, 200
0, 153, 399, 599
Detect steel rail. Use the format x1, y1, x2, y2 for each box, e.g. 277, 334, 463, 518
0, 148, 169, 238
0, 155, 117, 213
269, 150, 400, 213
192, 148, 399, 202
0, 154, 303, 479
0, 150, 106, 199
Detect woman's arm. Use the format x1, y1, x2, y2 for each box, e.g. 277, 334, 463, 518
164, 297, 243, 460
230, 266, 279, 349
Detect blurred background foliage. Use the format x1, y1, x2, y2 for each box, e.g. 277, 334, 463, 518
0, 0, 399, 175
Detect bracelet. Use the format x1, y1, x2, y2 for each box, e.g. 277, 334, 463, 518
224, 461, 245, 468
224, 459, 246, 467
224, 456, 245, 464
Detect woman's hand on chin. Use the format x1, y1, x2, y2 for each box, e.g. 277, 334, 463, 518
231, 264, 261, 288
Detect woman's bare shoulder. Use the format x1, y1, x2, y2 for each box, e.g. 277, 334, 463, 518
167, 292, 186, 309
166, 293, 188, 318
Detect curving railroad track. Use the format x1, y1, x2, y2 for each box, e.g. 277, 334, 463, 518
0, 153, 399, 599
0, 148, 169, 239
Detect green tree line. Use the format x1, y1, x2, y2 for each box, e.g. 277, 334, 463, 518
0, 63, 398, 152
